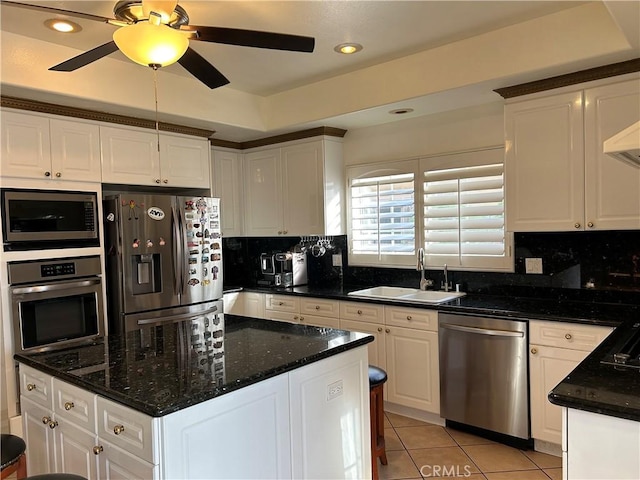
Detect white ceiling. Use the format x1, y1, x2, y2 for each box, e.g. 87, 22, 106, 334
1, 1, 639, 141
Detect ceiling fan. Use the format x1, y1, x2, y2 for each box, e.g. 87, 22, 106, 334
4, 0, 315, 89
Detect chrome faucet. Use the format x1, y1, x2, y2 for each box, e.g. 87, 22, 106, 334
442, 263, 452, 292
417, 248, 429, 290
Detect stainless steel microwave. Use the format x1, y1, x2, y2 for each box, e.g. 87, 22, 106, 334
1, 189, 99, 251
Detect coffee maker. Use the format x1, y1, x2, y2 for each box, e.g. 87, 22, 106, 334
258, 251, 307, 287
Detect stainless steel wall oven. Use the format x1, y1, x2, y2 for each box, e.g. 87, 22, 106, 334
9, 256, 105, 353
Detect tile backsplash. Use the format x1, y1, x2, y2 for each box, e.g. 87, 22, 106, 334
224, 230, 640, 305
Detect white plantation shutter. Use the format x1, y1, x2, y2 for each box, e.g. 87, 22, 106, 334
349, 166, 416, 265
423, 161, 507, 268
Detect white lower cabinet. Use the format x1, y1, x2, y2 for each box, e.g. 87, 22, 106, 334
223, 291, 266, 318
529, 321, 613, 445
564, 408, 640, 480
160, 374, 292, 480
20, 364, 157, 479
266, 294, 341, 328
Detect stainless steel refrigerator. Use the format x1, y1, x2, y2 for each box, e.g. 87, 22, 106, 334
104, 193, 223, 334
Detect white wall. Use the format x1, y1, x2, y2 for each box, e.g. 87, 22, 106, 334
342, 101, 504, 166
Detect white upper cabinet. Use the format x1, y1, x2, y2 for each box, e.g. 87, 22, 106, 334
584, 80, 640, 230
212, 148, 244, 237
243, 138, 344, 236
101, 125, 211, 189
159, 133, 210, 189
1, 110, 101, 182
505, 77, 640, 232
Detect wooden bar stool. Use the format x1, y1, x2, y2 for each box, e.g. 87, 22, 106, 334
368, 365, 388, 480
1, 433, 27, 480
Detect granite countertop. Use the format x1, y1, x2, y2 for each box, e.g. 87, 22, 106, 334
236, 284, 639, 327
549, 318, 640, 422
14, 315, 373, 417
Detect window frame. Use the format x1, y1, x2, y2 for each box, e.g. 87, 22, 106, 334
346, 147, 513, 272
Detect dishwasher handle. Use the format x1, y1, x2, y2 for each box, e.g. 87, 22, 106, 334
440, 323, 524, 338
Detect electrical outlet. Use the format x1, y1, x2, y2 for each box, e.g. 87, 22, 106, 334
332, 254, 342, 267
327, 380, 343, 401
525, 257, 543, 274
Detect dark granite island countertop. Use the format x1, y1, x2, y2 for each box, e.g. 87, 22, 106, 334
549, 318, 640, 422
14, 314, 373, 417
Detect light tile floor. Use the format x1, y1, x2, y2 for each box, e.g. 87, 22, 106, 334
380, 412, 562, 480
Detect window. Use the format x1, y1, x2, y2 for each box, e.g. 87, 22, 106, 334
421, 148, 511, 270
348, 162, 417, 266
346, 148, 512, 271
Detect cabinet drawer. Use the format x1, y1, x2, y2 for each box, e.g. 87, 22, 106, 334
300, 314, 340, 329
265, 311, 299, 323
340, 301, 384, 324
19, 364, 53, 408
529, 320, 613, 352
97, 397, 155, 464
385, 306, 438, 331
300, 297, 340, 319
52, 378, 97, 432
265, 294, 299, 313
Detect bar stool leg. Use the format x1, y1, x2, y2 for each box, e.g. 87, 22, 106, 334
17, 453, 27, 480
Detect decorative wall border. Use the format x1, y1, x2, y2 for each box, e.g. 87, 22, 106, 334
494, 58, 640, 99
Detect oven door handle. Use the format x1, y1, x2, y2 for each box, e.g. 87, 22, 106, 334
11, 278, 102, 295
440, 323, 524, 338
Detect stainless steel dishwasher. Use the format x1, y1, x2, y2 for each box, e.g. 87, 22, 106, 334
439, 313, 529, 440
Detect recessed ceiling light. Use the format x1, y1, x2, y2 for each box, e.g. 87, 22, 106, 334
334, 43, 363, 55
44, 19, 82, 33
389, 108, 414, 115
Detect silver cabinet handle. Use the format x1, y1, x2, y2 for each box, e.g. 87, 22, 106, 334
574, 222, 581, 229
155, 178, 161, 184
27, 383, 36, 391
531, 347, 538, 354
406, 315, 412, 321
42, 416, 51, 424
163, 179, 168, 184
55, 172, 61, 178
113, 425, 125, 435
93, 445, 104, 455
377, 327, 383, 332
64, 402, 74, 411
44, 171, 51, 177
565, 333, 572, 340
48, 420, 58, 429
315, 305, 320, 310
357, 310, 362, 315
587, 222, 594, 228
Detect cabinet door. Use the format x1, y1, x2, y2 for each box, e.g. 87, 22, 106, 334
385, 326, 440, 413
340, 319, 386, 370
584, 79, 640, 230
385, 306, 438, 331
529, 345, 588, 445
212, 149, 243, 236
281, 141, 325, 235
505, 91, 585, 231
159, 134, 210, 188
54, 419, 98, 480
97, 441, 158, 480
243, 148, 283, 235
160, 374, 291, 479
300, 297, 340, 319
100, 126, 160, 186
49, 119, 101, 182
243, 292, 266, 318
1, 110, 51, 179
21, 396, 55, 476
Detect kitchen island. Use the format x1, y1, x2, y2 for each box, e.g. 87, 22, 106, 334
549, 318, 640, 480
15, 315, 374, 479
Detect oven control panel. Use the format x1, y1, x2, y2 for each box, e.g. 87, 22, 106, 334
41, 262, 76, 277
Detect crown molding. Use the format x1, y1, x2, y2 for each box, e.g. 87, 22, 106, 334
0, 96, 215, 138
210, 126, 348, 150
494, 58, 640, 99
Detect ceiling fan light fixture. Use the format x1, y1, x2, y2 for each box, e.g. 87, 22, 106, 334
113, 21, 188, 67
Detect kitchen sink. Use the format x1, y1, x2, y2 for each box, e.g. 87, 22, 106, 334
347, 286, 466, 304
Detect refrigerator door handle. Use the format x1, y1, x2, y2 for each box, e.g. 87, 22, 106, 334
178, 205, 188, 295
135, 304, 219, 326
171, 205, 182, 296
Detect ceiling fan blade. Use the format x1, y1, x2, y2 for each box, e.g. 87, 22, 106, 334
178, 47, 230, 89
181, 26, 315, 53
49, 41, 119, 72
1, 1, 115, 23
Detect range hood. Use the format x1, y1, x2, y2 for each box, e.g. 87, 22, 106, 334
603, 121, 640, 167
